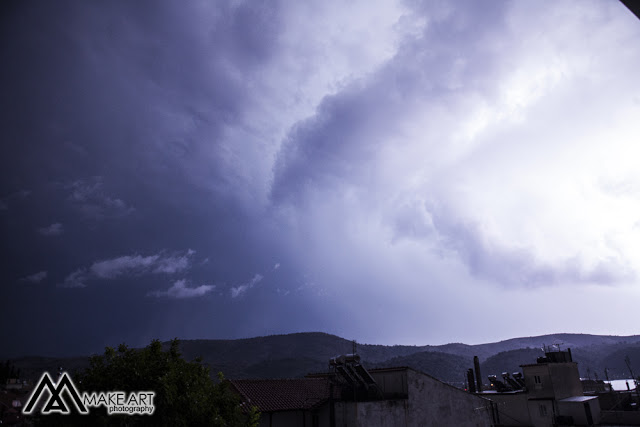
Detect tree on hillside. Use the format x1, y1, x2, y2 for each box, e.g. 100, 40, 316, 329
33, 339, 259, 427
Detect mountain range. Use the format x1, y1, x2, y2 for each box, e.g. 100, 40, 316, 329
6, 332, 640, 385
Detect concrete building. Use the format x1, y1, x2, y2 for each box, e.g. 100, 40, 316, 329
479, 347, 601, 426
338, 367, 496, 427
230, 356, 497, 427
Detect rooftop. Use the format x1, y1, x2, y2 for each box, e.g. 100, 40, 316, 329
559, 396, 599, 403
228, 378, 339, 412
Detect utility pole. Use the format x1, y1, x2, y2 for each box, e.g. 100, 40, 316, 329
625, 356, 635, 379
625, 356, 640, 401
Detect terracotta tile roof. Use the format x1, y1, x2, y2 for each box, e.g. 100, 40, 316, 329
229, 378, 337, 412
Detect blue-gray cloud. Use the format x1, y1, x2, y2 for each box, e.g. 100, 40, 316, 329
148, 279, 214, 299
60, 250, 195, 288
37, 222, 63, 236
63, 177, 134, 219
21, 271, 48, 284
230, 273, 264, 298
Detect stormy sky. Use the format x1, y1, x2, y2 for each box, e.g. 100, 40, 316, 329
2, 0, 640, 357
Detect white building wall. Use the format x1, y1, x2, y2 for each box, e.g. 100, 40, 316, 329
405, 369, 494, 427
334, 369, 494, 427
557, 398, 601, 426
482, 393, 530, 426
339, 400, 408, 427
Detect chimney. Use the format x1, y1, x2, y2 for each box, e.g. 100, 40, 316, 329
466, 369, 476, 393
474, 356, 483, 392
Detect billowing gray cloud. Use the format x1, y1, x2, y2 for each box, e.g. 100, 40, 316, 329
427, 204, 636, 287
270, 0, 640, 289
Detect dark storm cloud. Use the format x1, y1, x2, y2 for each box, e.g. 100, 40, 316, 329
0, 0, 283, 197
3, 0, 640, 357
1, 0, 290, 291
271, 83, 397, 202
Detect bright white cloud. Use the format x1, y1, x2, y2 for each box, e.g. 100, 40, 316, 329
148, 279, 214, 299
60, 250, 195, 287
269, 0, 640, 290
153, 249, 196, 274
230, 273, 263, 298
90, 255, 161, 279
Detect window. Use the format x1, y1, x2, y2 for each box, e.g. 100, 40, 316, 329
539, 404, 547, 416
533, 375, 543, 389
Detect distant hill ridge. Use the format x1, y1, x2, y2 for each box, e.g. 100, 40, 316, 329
6, 332, 640, 383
